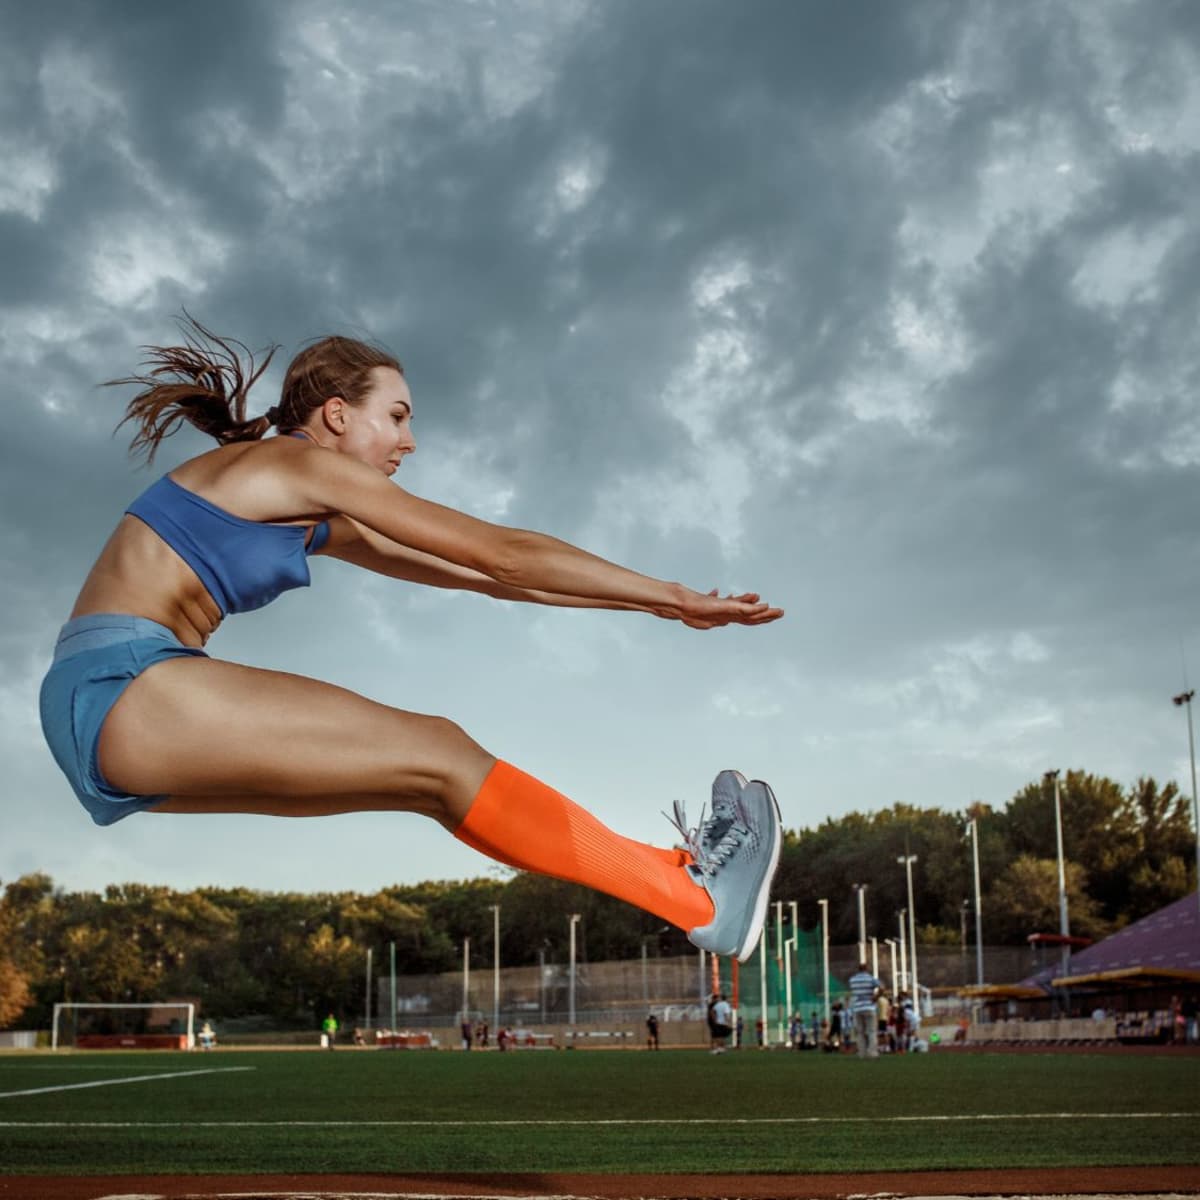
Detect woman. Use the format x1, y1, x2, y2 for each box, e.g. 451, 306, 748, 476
39, 318, 784, 961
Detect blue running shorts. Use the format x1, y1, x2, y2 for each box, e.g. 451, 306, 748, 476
39, 614, 208, 825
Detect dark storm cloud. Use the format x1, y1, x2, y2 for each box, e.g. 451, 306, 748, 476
3, 0, 1198, 891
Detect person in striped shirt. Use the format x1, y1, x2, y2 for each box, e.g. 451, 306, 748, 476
847, 962, 883, 1058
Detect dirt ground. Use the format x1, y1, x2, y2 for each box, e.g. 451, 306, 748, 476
1, 1164, 1198, 1199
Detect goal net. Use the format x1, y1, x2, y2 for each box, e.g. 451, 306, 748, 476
52, 1002, 196, 1051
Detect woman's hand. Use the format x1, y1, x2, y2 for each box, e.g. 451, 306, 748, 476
673, 588, 784, 630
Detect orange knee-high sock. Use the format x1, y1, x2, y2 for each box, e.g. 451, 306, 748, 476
454, 760, 713, 932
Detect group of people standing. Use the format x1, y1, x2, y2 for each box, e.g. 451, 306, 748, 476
846, 962, 922, 1057
781, 964, 922, 1057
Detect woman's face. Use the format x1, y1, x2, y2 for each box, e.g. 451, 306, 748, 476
341, 367, 415, 476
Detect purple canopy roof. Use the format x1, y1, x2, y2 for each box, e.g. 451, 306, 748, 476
1019, 891, 1199, 988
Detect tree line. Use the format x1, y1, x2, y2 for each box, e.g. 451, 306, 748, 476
1, 768, 1193, 1029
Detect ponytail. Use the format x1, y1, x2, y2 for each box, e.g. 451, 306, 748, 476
108, 313, 279, 463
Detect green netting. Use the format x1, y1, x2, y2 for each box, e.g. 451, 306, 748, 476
709, 927, 845, 1042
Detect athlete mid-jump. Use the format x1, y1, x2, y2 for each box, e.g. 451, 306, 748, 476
40, 318, 784, 960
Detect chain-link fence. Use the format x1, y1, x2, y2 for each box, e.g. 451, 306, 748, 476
373, 941, 1032, 1030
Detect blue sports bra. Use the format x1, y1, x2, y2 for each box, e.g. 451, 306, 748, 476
125, 474, 331, 617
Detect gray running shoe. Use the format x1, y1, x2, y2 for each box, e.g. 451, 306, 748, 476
666, 768, 747, 861
666, 778, 782, 963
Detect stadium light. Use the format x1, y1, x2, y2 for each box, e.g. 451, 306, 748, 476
488, 904, 500, 1036
568, 913, 581, 1026
462, 937, 470, 1026
817, 898, 830, 1024
1171, 689, 1200, 923
883, 938, 897, 994
1044, 770, 1070, 978
852, 883, 868, 961
968, 815, 985, 986
897, 855, 919, 1008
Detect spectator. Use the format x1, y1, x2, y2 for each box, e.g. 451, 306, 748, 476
460, 1018, 473, 1050
710, 993, 733, 1054
848, 961, 883, 1059
735, 1012, 744, 1049
755, 1016, 764, 1047
901, 992, 919, 1051
893, 992, 908, 1053
788, 1012, 802, 1050
646, 1012, 660, 1050
497, 1026, 510, 1052
197, 1020, 216, 1051
877, 990, 891, 1051
321, 1012, 338, 1050
827, 1002, 844, 1052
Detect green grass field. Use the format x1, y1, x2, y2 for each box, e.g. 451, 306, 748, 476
0, 1048, 1196, 1176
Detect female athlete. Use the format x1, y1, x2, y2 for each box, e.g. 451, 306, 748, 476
39, 318, 784, 960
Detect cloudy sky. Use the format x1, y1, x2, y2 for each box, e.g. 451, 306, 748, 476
3, 1, 1198, 899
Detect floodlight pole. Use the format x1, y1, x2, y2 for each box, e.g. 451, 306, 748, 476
853, 883, 867, 962
462, 937, 470, 1023
568, 913, 581, 1026
870, 935, 879, 980
1045, 770, 1071, 978
773, 900, 785, 1041
488, 904, 500, 1035
758, 927, 769, 1048
898, 854, 919, 1009
365, 946, 372, 1030
897, 909, 908, 992
969, 816, 984, 986
1172, 690, 1200, 923
818, 898, 830, 1024
389, 941, 396, 1033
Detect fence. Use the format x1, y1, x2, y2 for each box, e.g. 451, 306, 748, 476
372, 942, 1031, 1031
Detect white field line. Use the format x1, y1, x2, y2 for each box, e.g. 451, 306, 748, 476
3, 1110, 1197, 1127
0, 1065, 254, 1099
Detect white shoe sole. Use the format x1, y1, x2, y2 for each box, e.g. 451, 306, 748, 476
732, 779, 782, 962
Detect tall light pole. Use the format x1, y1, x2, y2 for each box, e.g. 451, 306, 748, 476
1172, 690, 1200, 923
1044, 770, 1070, 978
758, 927, 769, 1048
897, 909, 908, 992
817, 898, 830, 1024
365, 946, 372, 1030
884, 938, 897, 994
462, 937, 470, 1023
969, 815, 984, 986
852, 884, 868, 962
568, 913, 581, 1026
488, 904, 500, 1035
897, 854, 919, 1010
773, 900, 785, 1041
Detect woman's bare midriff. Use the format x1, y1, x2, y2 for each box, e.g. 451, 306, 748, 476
69, 516, 224, 648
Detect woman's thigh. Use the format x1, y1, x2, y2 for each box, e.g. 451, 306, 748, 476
98, 655, 494, 822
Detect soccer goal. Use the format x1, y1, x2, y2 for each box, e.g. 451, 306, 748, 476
51, 1002, 196, 1051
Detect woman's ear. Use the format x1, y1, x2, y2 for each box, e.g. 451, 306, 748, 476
320, 396, 347, 433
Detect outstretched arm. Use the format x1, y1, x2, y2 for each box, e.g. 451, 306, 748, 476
301, 452, 783, 628
319, 516, 780, 625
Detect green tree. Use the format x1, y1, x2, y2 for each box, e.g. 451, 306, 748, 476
985, 855, 1109, 944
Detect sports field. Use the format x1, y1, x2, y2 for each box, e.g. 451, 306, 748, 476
0, 1047, 1196, 1180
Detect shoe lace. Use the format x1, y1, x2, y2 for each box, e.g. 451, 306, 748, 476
664, 796, 751, 878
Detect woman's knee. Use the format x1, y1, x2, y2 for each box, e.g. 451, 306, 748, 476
402, 714, 494, 817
